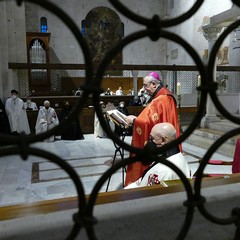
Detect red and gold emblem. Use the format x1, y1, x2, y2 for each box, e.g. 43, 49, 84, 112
152, 113, 159, 122
136, 126, 142, 135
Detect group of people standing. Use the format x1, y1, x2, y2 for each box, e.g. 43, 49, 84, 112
0, 90, 84, 141
104, 86, 133, 96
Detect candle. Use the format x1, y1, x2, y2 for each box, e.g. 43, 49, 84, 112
198, 75, 201, 86
177, 82, 181, 95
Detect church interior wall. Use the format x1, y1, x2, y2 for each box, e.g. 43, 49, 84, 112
0, 0, 237, 101
165, 0, 233, 65
217, 93, 240, 115
24, 0, 165, 65
0, 2, 7, 99
24, 2, 39, 32
0, 1, 27, 100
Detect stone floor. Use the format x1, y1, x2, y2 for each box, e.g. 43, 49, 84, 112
0, 132, 233, 207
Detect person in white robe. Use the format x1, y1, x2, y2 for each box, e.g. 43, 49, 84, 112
116, 87, 124, 95
24, 96, 38, 111
35, 100, 59, 142
94, 101, 115, 138
125, 122, 190, 189
5, 89, 30, 135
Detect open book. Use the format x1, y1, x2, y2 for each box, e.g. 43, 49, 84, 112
107, 109, 130, 128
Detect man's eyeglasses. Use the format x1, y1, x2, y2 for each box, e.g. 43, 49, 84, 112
149, 134, 168, 143
143, 81, 152, 88
149, 135, 154, 142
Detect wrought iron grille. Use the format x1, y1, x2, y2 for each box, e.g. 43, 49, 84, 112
1, 0, 240, 240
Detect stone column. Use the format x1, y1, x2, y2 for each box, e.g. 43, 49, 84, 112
131, 70, 139, 96
0, 1, 27, 100
200, 24, 222, 128
228, 27, 240, 93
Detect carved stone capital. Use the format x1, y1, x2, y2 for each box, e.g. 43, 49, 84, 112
131, 70, 139, 78
202, 25, 223, 41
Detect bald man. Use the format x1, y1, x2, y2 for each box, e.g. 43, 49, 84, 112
35, 100, 59, 142
125, 122, 190, 189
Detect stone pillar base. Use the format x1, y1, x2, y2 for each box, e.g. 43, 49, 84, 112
200, 115, 221, 128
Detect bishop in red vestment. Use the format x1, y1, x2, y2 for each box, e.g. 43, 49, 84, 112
125, 72, 180, 186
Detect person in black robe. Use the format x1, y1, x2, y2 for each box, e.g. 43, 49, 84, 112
0, 99, 11, 134
59, 101, 84, 140
129, 96, 142, 106
114, 101, 132, 136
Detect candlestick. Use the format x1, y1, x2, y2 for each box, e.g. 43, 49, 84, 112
198, 75, 201, 86
177, 94, 182, 133
197, 75, 201, 109
177, 82, 181, 95
197, 75, 201, 128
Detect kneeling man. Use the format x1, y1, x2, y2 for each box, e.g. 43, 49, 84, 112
125, 122, 190, 189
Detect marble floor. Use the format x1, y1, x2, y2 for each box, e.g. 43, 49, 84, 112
0, 134, 233, 207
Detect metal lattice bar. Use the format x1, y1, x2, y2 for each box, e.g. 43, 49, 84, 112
1, 0, 240, 239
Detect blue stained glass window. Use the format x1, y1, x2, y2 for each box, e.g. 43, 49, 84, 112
40, 17, 48, 33
81, 20, 85, 36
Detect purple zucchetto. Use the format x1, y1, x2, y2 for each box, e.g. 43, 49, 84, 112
148, 72, 161, 81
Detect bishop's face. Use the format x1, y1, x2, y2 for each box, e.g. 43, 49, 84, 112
142, 76, 157, 96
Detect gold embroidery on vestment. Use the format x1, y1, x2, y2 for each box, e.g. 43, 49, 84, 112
136, 126, 142, 135
152, 113, 159, 122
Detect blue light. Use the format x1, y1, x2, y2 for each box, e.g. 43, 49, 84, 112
40, 17, 48, 33
41, 25, 47, 33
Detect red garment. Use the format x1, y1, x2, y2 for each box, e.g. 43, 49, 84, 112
232, 139, 240, 174
125, 87, 180, 186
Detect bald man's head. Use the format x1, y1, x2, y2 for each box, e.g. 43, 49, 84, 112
44, 100, 50, 109
44, 100, 50, 106
149, 122, 176, 147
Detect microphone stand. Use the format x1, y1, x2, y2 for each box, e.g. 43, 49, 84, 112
106, 124, 127, 192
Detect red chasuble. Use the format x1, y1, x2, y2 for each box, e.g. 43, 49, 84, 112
125, 87, 180, 186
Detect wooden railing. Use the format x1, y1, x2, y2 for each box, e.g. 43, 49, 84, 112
1, 173, 239, 221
